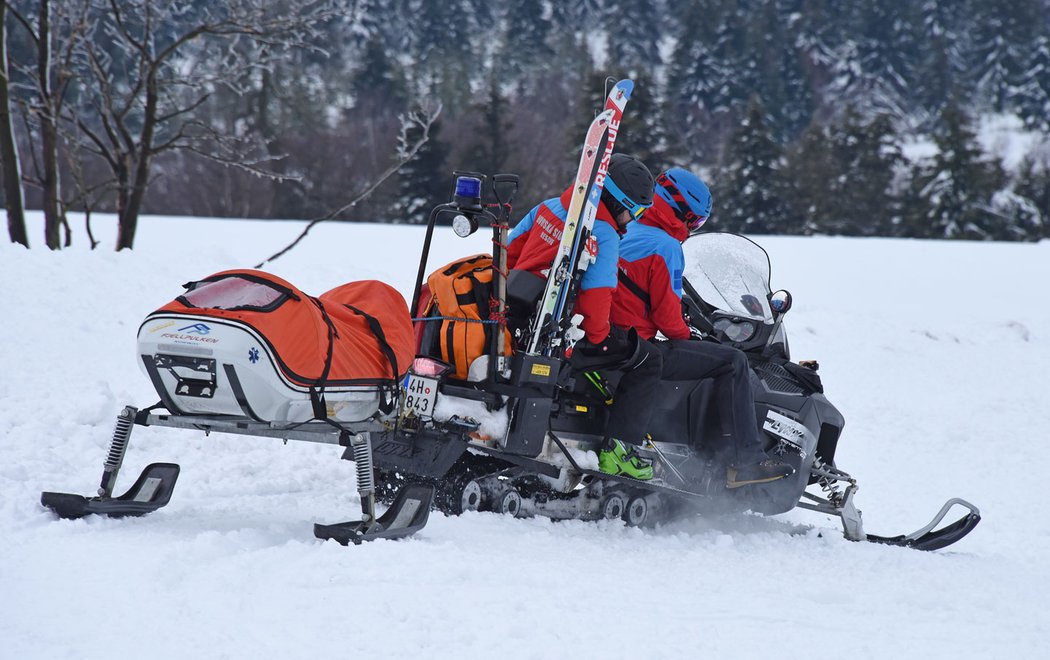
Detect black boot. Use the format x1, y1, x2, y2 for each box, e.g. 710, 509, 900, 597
726, 458, 794, 489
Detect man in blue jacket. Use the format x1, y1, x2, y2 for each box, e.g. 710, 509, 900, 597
611, 167, 794, 488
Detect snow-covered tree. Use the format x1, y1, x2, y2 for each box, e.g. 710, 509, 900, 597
494, 0, 554, 86
967, 0, 1044, 116
913, 0, 970, 122
717, 95, 797, 234
907, 99, 1005, 239
602, 0, 664, 72
786, 109, 903, 236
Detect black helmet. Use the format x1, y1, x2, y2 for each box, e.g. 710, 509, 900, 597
602, 153, 654, 220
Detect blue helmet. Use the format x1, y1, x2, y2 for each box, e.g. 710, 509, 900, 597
655, 168, 712, 232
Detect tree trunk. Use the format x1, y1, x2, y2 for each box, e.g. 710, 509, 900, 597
116, 75, 158, 251
37, 0, 62, 250
0, 1, 28, 247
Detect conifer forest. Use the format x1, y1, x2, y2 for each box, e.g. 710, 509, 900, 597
3, 0, 1049, 248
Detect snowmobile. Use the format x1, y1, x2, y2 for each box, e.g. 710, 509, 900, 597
39, 171, 980, 550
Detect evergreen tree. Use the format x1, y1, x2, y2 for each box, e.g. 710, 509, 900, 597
1018, 33, 1050, 130
914, 0, 970, 121
823, 0, 920, 121
786, 109, 903, 236
967, 0, 1042, 115
494, 0, 554, 86
465, 74, 512, 177
407, 0, 489, 114
602, 0, 664, 71
907, 99, 1006, 239
1014, 157, 1050, 238
394, 116, 453, 223
706, 0, 760, 117
717, 96, 796, 234
665, 0, 723, 155
986, 190, 1044, 241
770, 6, 816, 140
351, 34, 408, 109
669, 0, 814, 145
548, 0, 603, 29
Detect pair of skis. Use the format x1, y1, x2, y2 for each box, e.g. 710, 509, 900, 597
527, 79, 633, 356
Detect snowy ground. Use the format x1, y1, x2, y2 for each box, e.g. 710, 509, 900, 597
2, 214, 1048, 658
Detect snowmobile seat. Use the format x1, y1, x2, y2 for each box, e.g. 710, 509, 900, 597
505, 269, 545, 346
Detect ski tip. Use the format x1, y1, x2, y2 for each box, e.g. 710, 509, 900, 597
614, 79, 634, 100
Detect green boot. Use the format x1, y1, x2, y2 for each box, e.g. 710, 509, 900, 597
598, 439, 654, 480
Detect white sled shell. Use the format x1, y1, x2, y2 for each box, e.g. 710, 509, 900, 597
137, 314, 388, 423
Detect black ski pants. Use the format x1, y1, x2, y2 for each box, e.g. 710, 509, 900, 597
602, 339, 664, 447
652, 339, 767, 466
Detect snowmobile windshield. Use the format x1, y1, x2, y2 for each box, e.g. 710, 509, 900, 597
684, 233, 773, 322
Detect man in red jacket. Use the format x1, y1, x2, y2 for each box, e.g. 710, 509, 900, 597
610, 167, 794, 488
508, 154, 662, 480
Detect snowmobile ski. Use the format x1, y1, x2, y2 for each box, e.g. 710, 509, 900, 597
865, 498, 981, 551
41, 463, 180, 519
314, 483, 435, 545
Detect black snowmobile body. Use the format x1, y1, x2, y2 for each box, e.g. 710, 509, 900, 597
371, 232, 841, 519
40, 181, 979, 551
364, 231, 975, 551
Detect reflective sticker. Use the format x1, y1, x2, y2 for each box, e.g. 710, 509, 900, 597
147, 320, 176, 333
531, 363, 552, 377
763, 410, 807, 456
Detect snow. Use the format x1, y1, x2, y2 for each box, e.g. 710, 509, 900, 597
976, 113, 1048, 172
902, 111, 1050, 174
3, 214, 1049, 658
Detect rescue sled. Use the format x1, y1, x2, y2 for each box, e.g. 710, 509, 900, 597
42, 270, 433, 544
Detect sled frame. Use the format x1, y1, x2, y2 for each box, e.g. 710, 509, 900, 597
40, 406, 435, 545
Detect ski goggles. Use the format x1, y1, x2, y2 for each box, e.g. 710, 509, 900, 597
683, 210, 709, 232
657, 173, 709, 231
603, 177, 653, 219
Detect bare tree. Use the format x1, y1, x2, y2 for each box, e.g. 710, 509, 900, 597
67, 0, 349, 250
5, 1, 90, 249
0, 0, 28, 247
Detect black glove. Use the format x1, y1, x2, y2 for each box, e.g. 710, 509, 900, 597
576, 325, 632, 358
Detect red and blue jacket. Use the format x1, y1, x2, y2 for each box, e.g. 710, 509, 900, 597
611, 196, 691, 341
507, 187, 622, 343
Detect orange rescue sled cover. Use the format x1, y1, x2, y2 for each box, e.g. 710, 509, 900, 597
152, 269, 413, 386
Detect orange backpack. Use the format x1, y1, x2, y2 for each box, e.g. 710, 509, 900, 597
425, 254, 512, 380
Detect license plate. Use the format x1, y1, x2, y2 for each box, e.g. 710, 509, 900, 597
402, 374, 438, 418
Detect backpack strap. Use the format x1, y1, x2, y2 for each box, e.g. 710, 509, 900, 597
617, 267, 651, 315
